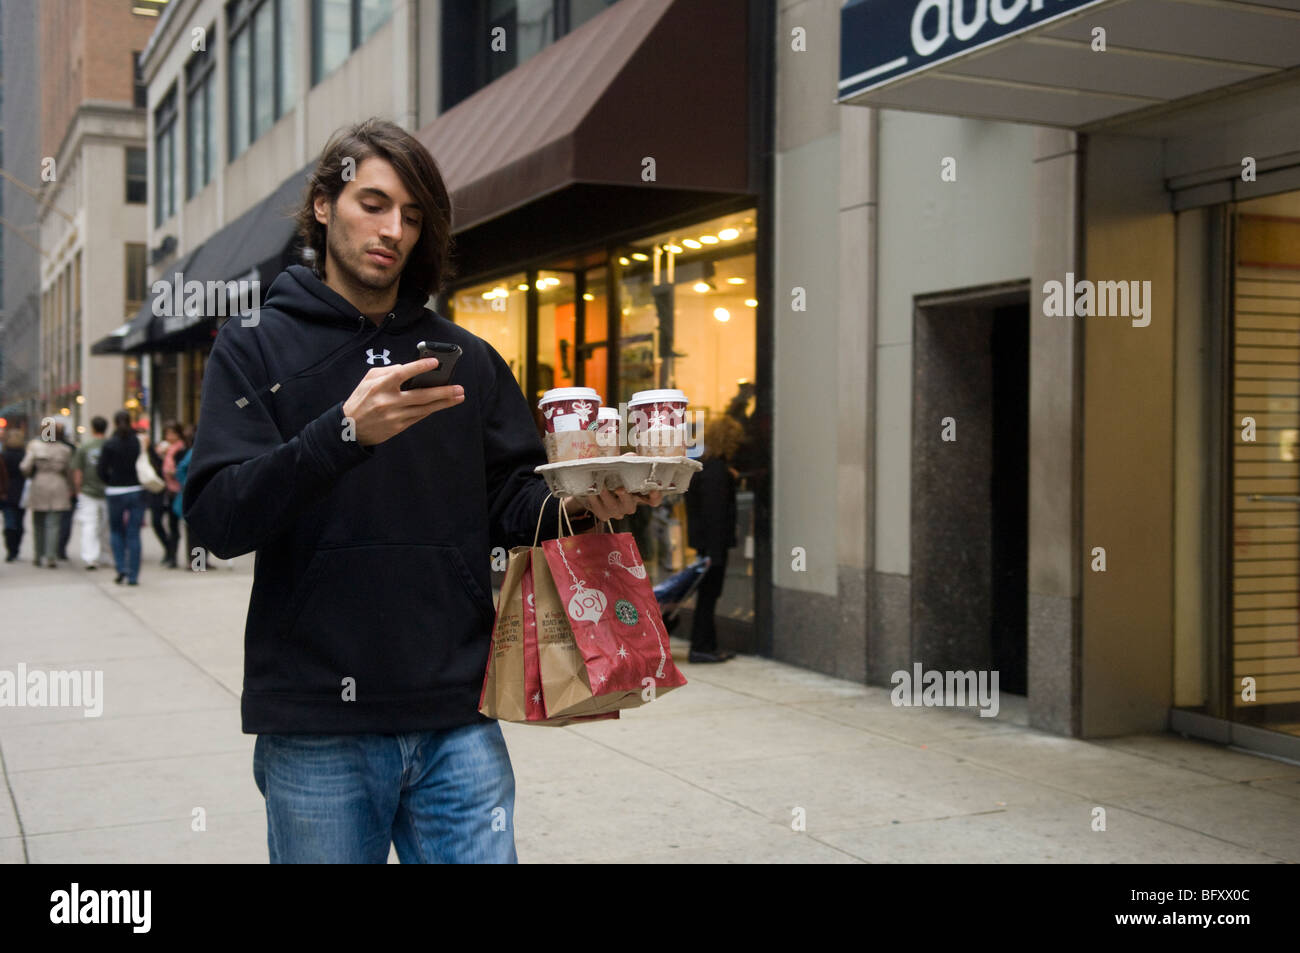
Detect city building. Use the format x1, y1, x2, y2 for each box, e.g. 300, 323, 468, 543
0, 0, 38, 433
790, 0, 1300, 757
17, 0, 164, 438
125, 0, 774, 649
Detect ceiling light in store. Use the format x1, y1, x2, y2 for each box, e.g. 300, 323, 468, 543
517, 283, 528, 291
60, 408, 71, 416
583, 293, 594, 301
714, 308, 731, 322
75, 394, 86, 404
622, 307, 631, 315
682, 239, 701, 250
545, 276, 560, 286
745, 298, 758, 307
665, 244, 683, 254
718, 228, 740, 240
619, 256, 630, 265
699, 235, 718, 244
693, 281, 712, 293
631, 252, 649, 261
727, 277, 745, 285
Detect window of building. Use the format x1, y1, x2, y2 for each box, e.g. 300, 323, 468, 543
615, 209, 758, 590
125, 243, 148, 312
441, 0, 618, 110
185, 40, 216, 198
154, 88, 177, 226
312, 0, 393, 85
126, 147, 147, 204
447, 274, 528, 392
132, 51, 147, 108
228, 0, 296, 160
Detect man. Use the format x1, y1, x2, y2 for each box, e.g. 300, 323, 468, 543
71, 416, 112, 570
183, 118, 657, 864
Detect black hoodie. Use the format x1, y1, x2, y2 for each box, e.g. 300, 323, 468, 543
183, 264, 565, 734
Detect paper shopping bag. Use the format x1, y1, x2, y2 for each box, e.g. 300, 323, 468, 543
480, 544, 619, 726
539, 532, 686, 715
478, 546, 530, 723
529, 548, 643, 718
520, 549, 618, 726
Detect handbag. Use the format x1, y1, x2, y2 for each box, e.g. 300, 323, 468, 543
135, 436, 165, 493
18, 479, 30, 509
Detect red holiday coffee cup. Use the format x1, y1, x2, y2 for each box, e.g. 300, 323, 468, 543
538, 387, 603, 462
627, 389, 688, 457
596, 407, 622, 453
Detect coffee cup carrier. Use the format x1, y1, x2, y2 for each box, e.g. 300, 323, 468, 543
535, 452, 703, 499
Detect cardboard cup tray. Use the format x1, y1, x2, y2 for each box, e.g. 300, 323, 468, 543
535, 453, 703, 498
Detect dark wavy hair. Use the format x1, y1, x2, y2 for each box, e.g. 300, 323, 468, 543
293, 118, 455, 300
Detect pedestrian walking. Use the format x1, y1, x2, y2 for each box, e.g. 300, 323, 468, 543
1, 430, 26, 562
97, 411, 146, 586
143, 418, 178, 564
157, 421, 185, 568
19, 422, 75, 569
71, 416, 113, 570
683, 415, 745, 663
56, 425, 78, 561
184, 118, 660, 864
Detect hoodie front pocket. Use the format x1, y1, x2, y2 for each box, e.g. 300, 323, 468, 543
279, 543, 495, 697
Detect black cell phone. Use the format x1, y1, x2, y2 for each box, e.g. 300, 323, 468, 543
400, 341, 463, 391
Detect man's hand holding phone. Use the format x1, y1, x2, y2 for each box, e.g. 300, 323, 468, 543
342, 357, 464, 447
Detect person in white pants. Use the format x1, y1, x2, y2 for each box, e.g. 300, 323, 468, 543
71, 416, 113, 569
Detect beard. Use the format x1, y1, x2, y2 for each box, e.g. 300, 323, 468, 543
324, 208, 402, 294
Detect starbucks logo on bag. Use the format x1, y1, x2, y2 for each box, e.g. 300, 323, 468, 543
615, 600, 638, 625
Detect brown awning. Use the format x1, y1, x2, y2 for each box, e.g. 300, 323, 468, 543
416, 0, 750, 234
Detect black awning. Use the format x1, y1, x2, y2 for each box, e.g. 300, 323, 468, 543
184, 161, 310, 295
113, 245, 204, 354
121, 163, 311, 354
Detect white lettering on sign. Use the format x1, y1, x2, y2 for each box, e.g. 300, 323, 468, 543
911, 0, 1047, 56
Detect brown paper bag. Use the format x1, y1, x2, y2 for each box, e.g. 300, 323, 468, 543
478, 546, 530, 723
479, 545, 619, 726
532, 549, 645, 718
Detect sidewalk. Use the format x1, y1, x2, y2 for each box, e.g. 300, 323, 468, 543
1, 529, 1298, 863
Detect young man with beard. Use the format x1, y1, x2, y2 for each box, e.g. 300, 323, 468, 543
183, 118, 658, 863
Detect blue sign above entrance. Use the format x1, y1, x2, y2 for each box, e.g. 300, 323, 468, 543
838, 0, 1108, 101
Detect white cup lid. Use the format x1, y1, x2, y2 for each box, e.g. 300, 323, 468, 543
598, 407, 621, 419
538, 387, 602, 408
628, 389, 687, 406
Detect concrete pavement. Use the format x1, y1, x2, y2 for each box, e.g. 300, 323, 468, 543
1, 527, 1298, 863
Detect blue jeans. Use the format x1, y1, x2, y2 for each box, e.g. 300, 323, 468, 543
252, 721, 518, 864
106, 490, 145, 582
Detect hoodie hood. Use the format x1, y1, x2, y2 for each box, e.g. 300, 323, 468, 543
267, 263, 432, 334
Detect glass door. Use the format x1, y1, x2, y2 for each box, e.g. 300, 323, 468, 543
1230, 189, 1300, 738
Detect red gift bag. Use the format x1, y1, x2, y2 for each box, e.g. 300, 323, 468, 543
521, 550, 617, 726
540, 526, 687, 704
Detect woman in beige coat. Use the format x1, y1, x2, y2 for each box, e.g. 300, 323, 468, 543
19, 423, 75, 568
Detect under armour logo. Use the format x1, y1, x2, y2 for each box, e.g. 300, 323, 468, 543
365, 348, 391, 365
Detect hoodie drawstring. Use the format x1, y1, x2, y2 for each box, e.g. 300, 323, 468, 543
249, 312, 396, 404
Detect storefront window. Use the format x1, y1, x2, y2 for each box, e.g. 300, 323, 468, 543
581, 267, 609, 400
535, 270, 577, 400
448, 273, 528, 391
1229, 188, 1300, 740
614, 208, 759, 627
